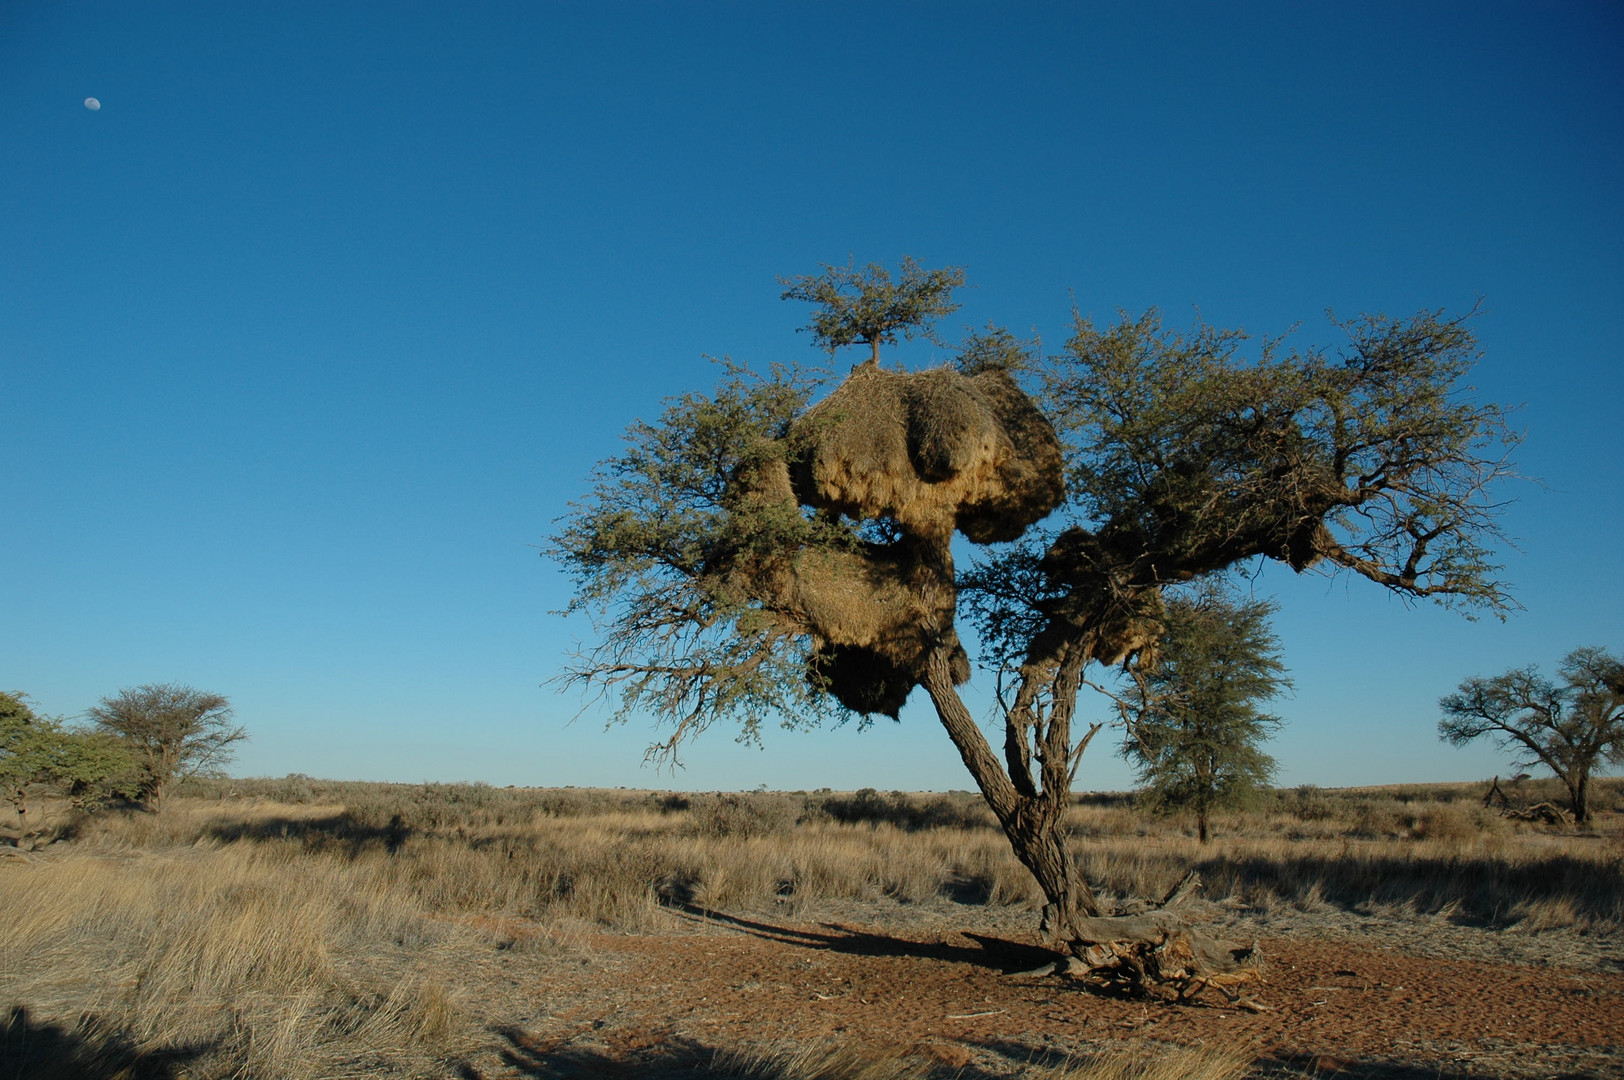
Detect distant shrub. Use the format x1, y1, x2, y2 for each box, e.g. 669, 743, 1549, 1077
814, 789, 987, 831
1285, 785, 1336, 822
1407, 802, 1499, 842
687, 792, 798, 838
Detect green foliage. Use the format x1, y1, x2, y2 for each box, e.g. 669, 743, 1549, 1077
1036, 305, 1517, 609
779, 257, 965, 364
1, 691, 54, 812
550, 360, 852, 758
953, 324, 1037, 375
88, 684, 245, 804
1440, 646, 1624, 823
0, 690, 35, 732
0, 691, 137, 827
1119, 585, 1288, 841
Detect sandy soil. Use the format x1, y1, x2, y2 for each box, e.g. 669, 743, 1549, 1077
445, 899, 1624, 1079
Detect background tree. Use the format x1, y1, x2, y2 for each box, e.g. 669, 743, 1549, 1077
1116, 585, 1289, 843
88, 684, 245, 805
1439, 646, 1623, 824
1, 691, 135, 845
552, 261, 1517, 963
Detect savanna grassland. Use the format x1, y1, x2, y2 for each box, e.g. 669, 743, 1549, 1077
3, 777, 1622, 1079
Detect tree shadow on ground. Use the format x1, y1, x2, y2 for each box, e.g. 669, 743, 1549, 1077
454, 1025, 1567, 1080
205, 811, 410, 857
1204, 850, 1621, 929
455, 1026, 712, 1079
0, 1005, 212, 1080
665, 904, 1172, 1002
456, 1025, 996, 1080
963, 1039, 1566, 1080
666, 903, 1059, 974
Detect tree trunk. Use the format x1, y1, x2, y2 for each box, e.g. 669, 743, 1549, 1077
1570, 770, 1590, 825
920, 644, 1262, 1003
1197, 811, 1209, 844
920, 646, 1101, 941
1004, 798, 1097, 939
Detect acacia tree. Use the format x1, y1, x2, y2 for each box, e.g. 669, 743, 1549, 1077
779, 257, 966, 366
1440, 647, 1623, 824
88, 684, 245, 805
552, 262, 1516, 962
1116, 585, 1288, 844
1, 691, 135, 845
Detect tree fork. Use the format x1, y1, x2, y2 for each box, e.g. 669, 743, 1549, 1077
921, 646, 1101, 937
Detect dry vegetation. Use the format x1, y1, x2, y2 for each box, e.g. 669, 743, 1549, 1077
2, 776, 1621, 1078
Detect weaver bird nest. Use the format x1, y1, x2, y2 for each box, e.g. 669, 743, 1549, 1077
730, 363, 1064, 716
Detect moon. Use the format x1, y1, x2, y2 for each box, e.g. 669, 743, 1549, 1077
84, 97, 101, 111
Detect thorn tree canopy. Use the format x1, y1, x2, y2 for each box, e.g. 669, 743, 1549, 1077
1440, 646, 1624, 824
88, 683, 245, 805
551, 260, 1518, 952
779, 257, 966, 366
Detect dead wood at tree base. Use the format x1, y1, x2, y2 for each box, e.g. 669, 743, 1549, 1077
1503, 801, 1570, 826
1483, 779, 1571, 827
1006, 871, 1267, 1008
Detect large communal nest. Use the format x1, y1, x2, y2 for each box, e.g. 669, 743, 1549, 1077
729, 364, 1065, 716
790, 363, 1065, 544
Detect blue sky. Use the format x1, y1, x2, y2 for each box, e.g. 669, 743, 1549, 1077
3, 2, 1620, 792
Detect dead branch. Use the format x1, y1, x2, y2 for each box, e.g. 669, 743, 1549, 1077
1002, 869, 1263, 1005
1503, 801, 1570, 826
1067, 873, 1264, 1004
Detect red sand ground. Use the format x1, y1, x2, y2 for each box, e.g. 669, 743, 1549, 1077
456, 907, 1624, 1078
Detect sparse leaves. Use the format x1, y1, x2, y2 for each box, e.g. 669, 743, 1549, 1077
954, 324, 1037, 376
1028, 305, 1517, 609
548, 360, 848, 759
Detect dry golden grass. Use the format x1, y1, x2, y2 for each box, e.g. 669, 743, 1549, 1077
0, 822, 476, 1078
3, 775, 1619, 1077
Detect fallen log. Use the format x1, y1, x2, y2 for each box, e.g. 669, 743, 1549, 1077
1503, 801, 1569, 826
1484, 778, 1569, 827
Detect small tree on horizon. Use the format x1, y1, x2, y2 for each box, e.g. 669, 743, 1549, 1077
88, 684, 245, 806
1440, 646, 1623, 825
1117, 585, 1288, 843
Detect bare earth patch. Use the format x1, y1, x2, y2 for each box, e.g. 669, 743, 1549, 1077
447, 900, 1624, 1079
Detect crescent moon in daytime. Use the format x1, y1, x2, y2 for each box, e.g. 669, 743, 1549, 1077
84, 97, 101, 110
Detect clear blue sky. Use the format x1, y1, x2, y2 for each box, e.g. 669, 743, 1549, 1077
4, 2, 1620, 792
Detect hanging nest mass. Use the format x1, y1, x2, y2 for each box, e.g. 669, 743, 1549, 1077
790, 363, 1065, 544
728, 363, 1065, 716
